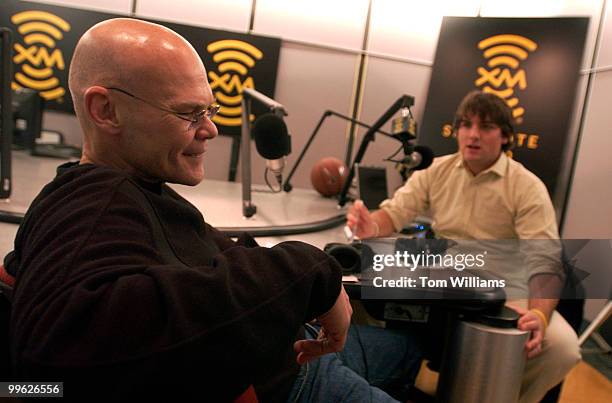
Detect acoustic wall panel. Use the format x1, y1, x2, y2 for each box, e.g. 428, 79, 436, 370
368, 0, 480, 63
480, 0, 603, 70
594, 1, 612, 66
480, 0, 599, 17
562, 71, 612, 238
135, 0, 252, 32
241, 42, 360, 188
25, 0, 132, 14
253, 0, 369, 50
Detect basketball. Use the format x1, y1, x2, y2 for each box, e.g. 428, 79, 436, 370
310, 157, 348, 197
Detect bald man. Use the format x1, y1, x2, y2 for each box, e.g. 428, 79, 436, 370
4, 19, 422, 402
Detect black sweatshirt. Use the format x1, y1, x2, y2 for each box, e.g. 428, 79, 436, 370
5, 162, 342, 402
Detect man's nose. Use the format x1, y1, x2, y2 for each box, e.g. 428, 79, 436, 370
467, 125, 481, 139
195, 118, 218, 140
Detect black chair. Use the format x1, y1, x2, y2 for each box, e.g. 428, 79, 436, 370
0, 264, 14, 379
539, 251, 586, 403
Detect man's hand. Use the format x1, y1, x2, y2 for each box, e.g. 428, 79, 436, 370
346, 200, 378, 239
294, 286, 353, 364
513, 306, 546, 359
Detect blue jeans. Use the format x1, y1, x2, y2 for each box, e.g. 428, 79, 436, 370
286, 324, 423, 403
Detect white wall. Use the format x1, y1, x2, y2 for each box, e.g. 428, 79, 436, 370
27, 0, 132, 14
136, 0, 252, 32
563, 1, 612, 239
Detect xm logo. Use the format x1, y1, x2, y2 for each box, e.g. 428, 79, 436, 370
10, 10, 71, 102
206, 39, 263, 126
475, 34, 537, 122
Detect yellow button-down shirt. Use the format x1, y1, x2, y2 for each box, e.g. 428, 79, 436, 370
380, 152, 562, 295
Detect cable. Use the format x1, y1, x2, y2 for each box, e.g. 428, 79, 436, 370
263, 167, 282, 193
383, 144, 407, 164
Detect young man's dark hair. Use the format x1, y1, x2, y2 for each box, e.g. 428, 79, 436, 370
453, 90, 515, 151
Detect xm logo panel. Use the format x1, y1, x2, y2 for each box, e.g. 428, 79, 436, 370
10, 10, 70, 102
475, 34, 537, 122
1, 0, 280, 117
419, 16, 589, 197
206, 39, 263, 127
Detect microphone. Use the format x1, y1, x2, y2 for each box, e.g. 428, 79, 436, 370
400, 145, 434, 171
252, 113, 291, 184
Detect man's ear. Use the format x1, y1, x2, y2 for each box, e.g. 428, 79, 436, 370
84, 86, 121, 134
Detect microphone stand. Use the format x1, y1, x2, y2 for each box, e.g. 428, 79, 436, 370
240, 96, 256, 218
0, 28, 12, 200
282, 110, 395, 192
337, 95, 414, 207
241, 89, 287, 218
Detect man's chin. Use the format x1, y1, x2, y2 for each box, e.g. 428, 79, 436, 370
180, 175, 204, 186
462, 150, 481, 160
170, 171, 205, 186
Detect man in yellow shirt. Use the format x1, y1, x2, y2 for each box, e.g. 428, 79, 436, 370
347, 91, 580, 403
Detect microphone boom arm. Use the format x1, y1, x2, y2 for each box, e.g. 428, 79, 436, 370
243, 88, 287, 116
282, 110, 395, 192
337, 95, 414, 206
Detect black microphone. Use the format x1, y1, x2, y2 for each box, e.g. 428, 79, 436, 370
400, 145, 434, 171
252, 113, 291, 184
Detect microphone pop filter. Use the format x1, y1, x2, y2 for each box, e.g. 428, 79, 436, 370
252, 113, 291, 159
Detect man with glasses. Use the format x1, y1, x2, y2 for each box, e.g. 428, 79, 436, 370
347, 91, 580, 403
5, 18, 423, 402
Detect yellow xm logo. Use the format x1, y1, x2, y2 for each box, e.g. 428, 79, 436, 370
206, 40, 263, 126
10, 10, 70, 102
475, 34, 537, 122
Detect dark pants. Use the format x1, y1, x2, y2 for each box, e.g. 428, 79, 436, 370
286, 324, 423, 403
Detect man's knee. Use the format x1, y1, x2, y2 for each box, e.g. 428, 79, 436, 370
542, 311, 581, 373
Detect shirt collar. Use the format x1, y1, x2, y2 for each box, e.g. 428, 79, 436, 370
455, 151, 508, 177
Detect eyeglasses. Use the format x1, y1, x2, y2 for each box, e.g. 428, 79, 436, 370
105, 87, 220, 128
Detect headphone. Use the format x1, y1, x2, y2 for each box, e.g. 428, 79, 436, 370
324, 242, 375, 275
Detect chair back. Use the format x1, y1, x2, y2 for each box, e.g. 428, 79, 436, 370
0, 264, 14, 379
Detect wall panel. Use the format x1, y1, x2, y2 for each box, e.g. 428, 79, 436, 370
253, 0, 369, 49
240, 42, 359, 189
480, 0, 603, 70
594, 0, 612, 66
25, 0, 132, 14
368, 0, 480, 63
562, 71, 612, 238
135, 0, 252, 32
558, 1, 610, 237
